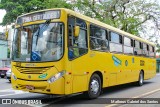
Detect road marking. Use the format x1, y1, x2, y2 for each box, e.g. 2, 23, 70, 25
132, 88, 160, 98
105, 88, 160, 107
0, 88, 28, 97
156, 73, 160, 76
0, 88, 12, 92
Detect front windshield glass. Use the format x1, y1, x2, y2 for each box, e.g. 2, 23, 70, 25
12, 22, 63, 62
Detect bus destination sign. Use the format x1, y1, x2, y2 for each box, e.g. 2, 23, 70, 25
16, 10, 60, 24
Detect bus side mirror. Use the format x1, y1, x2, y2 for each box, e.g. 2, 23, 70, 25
74, 26, 80, 37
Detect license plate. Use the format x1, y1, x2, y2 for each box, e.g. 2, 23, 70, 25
26, 85, 35, 90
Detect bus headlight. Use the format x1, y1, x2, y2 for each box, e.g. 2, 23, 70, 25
12, 72, 17, 80
47, 71, 66, 83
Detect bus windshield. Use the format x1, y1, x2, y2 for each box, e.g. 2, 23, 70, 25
12, 22, 64, 62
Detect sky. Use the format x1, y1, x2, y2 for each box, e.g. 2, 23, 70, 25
0, 9, 6, 32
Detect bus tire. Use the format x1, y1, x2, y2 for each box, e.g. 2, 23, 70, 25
84, 73, 102, 99
137, 71, 144, 86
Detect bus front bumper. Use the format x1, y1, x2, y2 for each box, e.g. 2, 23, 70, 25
12, 78, 65, 95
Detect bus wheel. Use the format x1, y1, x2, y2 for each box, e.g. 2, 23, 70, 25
84, 73, 102, 99
137, 71, 144, 86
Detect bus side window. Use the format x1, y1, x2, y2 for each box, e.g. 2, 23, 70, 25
152, 46, 155, 58
68, 17, 75, 59
90, 25, 108, 51
134, 40, 142, 56
68, 17, 88, 60
149, 45, 155, 58
109, 32, 122, 53
142, 43, 149, 57
124, 37, 133, 54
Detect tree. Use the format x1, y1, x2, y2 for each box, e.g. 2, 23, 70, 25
74, 0, 159, 35
0, 0, 73, 26
44, 0, 73, 9
0, 0, 46, 26
74, 0, 160, 52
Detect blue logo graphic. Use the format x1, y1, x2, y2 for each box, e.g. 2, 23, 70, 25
68, 49, 74, 59
112, 55, 122, 66
31, 51, 41, 61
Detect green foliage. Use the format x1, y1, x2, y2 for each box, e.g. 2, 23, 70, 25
0, 0, 72, 26
74, 0, 160, 50
157, 44, 160, 53
45, 0, 73, 9
73, 0, 160, 36
0, 0, 46, 26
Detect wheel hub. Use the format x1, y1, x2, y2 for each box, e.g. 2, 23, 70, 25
140, 73, 143, 84
90, 79, 99, 94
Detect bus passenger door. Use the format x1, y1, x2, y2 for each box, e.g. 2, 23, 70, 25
68, 16, 88, 93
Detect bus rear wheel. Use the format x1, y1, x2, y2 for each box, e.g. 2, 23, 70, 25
84, 73, 102, 99
137, 71, 144, 86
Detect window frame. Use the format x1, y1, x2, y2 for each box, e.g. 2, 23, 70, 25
148, 45, 155, 58
134, 40, 143, 56
67, 16, 88, 60
123, 36, 134, 55
89, 24, 109, 52
142, 43, 149, 57
109, 31, 123, 53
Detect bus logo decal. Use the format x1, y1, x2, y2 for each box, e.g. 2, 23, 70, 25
39, 73, 48, 79
31, 51, 41, 61
112, 55, 122, 66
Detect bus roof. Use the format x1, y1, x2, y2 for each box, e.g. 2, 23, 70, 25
17, 8, 155, 46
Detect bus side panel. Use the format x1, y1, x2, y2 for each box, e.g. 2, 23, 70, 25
72, 75, 88, 93
88, 51, 115, 87
50, 78, 65, 94
129, 56, 141, 83
71, 55, 89, 93
71, 51, 110, 93
115, 54, 127, 85
144, 58, 156, 80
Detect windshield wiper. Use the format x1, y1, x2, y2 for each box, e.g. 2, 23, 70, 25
35, 19, 51, 45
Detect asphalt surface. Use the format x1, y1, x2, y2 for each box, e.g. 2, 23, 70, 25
0, 74, 160, 107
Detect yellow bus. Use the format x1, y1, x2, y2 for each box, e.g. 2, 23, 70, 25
11, 8, 156, 99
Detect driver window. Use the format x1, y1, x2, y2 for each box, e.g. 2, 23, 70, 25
68, 17, 88, 60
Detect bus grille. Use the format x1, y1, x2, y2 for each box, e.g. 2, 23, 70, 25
15, 67, 52, 74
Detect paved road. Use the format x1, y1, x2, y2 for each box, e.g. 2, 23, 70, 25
0, 74, 160, 107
